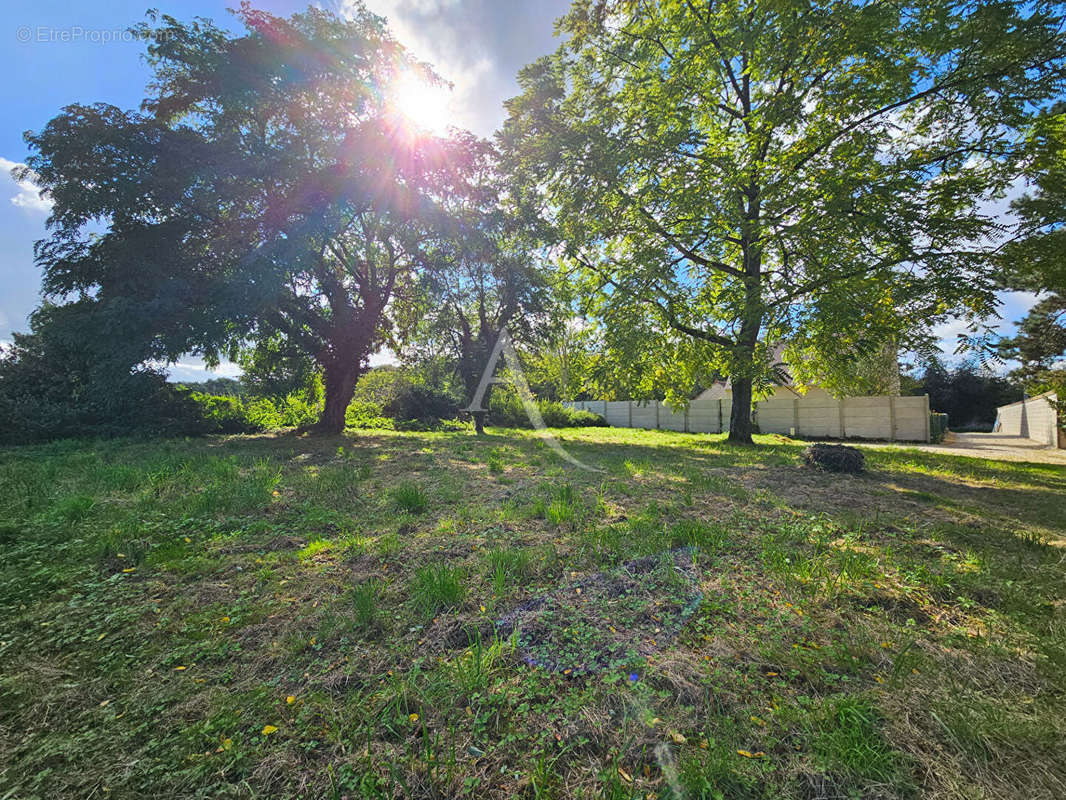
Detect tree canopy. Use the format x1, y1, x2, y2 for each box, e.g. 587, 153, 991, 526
22, 3, 488, 433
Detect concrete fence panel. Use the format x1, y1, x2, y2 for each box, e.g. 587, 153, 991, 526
659, 404, 688, 432
893, 396, 930, 442
754, 399, 795, 435
688, 396, 721, 433
630, 401, 658, 429
604, 401, 630, 427
995, 392, 1060, 448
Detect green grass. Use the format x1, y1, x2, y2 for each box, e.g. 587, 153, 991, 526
411, 562, 466, 616
1, 427, 1064, 799
390, 480, 429, 513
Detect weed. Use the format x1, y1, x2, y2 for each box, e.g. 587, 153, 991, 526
809, 697, 902, 785
411, 563, 466, 616
350, 580, 383, 633
391, 482, 429, 513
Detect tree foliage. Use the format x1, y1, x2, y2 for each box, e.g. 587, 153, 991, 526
502, 0, 1066, 442
396, 135, 552, 431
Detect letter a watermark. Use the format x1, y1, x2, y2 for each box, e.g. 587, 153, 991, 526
466, 328, 602, 472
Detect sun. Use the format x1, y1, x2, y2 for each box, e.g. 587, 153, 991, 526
390, 73, 453, 135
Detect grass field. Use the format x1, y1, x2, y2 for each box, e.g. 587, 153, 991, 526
1, 427, 1064, 799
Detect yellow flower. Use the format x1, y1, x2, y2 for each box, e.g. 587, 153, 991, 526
174, 665, 187, 671
409, 713, 419, 723
286, 695, 295, 704
262, 725, 278, 736
737, 749, 765, 758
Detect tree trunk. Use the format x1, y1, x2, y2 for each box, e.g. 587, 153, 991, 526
461, 350, 493, 436
316, 360, 360, 435
728, 373, 754, 444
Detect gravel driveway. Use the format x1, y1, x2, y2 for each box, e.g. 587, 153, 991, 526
857, 432, 1066, 465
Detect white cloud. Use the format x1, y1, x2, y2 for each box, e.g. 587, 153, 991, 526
341, 0, 569, 135
0, 157, 52, 213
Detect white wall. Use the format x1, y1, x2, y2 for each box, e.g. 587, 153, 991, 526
566, 394, 930, 441
995, 392, 1060, 448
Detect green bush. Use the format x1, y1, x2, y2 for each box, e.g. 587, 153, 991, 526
353, 368, 461, 424
929, 412, 949, 443
188, 393, 259, 434
488, 389, 607, 429
345, 400, 394, 429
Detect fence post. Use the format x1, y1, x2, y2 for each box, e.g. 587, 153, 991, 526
603, 399, 608, 420
717, 399, 723, 433
792, 398, 800, 437
655, 401, 661, 429
889, 396, 897, 442
628, 400, 633, 428
924, 394, 931, 442
838, 398, 846, 439
684, 406, 689, 433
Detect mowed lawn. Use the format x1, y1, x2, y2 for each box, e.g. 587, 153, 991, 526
1, 428, 1064, 800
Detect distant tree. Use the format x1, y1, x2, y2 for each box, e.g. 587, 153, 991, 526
503, 0, 1066, 443
174, 377, 246, 397
909, 360, 1019, 430
22, 4, 471, 434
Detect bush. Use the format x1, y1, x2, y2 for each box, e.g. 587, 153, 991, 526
186, 389, 321, 434
188, 393, 259, 434
488, 389, 607, 429
803, 443, 865, 473
929, 412, 949, 443
0, 302, 207, 444
345, 400, 394, 430
352, 368, 461, 425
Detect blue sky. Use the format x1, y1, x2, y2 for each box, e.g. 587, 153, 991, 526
0, 0, 1040, 382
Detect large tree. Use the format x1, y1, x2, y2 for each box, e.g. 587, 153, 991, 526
502, 0, 1066, 443
22, 4, 469, 433
399, 135, 551, 433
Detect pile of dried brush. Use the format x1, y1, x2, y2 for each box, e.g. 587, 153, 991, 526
802, 443, 865, 474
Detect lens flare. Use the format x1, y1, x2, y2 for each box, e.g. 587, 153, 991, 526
391, 73, 453, 134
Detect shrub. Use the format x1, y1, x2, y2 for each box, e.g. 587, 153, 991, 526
189, 393, 260, 434
929, 412, 949, 443
345, 400, 394, 430
0, 303, 208, 444
353, 368, 461, 424
803, 444, 865, 473
488, 389, 607, 429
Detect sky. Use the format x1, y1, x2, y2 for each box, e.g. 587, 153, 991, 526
0, 0, 1041, 383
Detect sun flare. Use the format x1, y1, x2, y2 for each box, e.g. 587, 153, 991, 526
390, 74, 453, 135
